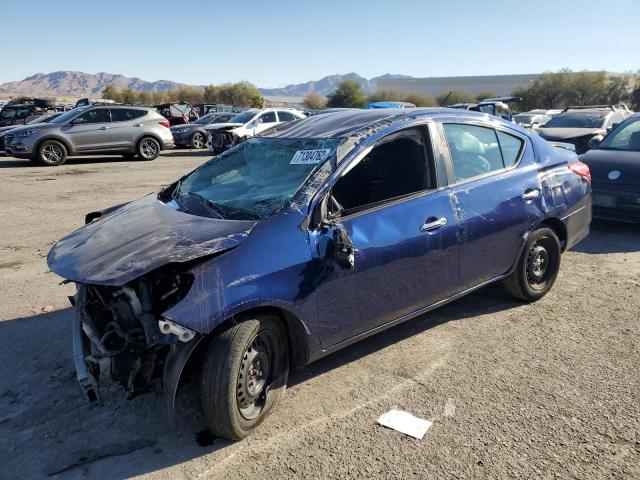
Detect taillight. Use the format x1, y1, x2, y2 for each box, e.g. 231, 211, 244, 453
159, 121, 170, 128
568, 161, 591, 183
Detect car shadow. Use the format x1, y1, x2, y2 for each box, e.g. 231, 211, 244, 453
0, 284, 519, 478
570, 219, 640, 254
160, 149, 213, 158
0, 150, 201, 168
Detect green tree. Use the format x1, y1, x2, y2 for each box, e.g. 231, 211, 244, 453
567, 71, 609, 105
303, 92, 326, 110
102, 85, 122, 102
632, 76, 640, 111
327, 80, 367, 108
216, 81, 263, 108
403, 93, 437, 107
608, 74, 633, 105
531, 71, 570, 108
204, 85, 222, 104
367, 89, 405, 103
436, 90, 476, 106
512, 85, 538, 112
120, 88, 140, 104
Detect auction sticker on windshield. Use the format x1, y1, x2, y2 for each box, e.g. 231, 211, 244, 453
290, 149, 331, 165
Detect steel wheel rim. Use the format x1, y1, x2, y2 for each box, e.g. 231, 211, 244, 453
43, 144, 63, 163
526, 238, 554, 290
141, 140, 157, 158
236, 331, 273, 420
193, 133, 204, 149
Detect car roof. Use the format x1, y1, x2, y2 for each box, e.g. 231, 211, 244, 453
261, 108, 499, 140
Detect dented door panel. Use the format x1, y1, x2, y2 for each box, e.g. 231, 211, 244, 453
312, 189, 459, 349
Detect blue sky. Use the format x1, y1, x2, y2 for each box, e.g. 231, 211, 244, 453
1, 0, 638, 87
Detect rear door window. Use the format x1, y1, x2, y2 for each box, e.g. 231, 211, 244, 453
277, 111, 297, 122
111, 109, 146, 122
443, 124, 524, 182
259, 112, 277, 124
443, 124, 503, 181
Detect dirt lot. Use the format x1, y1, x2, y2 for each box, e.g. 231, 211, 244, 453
0, 151, 638, 479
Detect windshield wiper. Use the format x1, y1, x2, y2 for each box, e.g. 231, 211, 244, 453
181, 191, 226, 219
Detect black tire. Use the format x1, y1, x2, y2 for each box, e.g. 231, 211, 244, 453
35, 140, 67, 166
190, 132, 206, 149
503, 227, 561, 301
136, 137, 160, 161
201, 314, 289, 441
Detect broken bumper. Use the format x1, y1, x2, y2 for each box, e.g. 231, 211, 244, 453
71, 280, 199, 407
72, 287, 99, 404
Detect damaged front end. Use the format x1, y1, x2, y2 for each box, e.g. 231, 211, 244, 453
207, 127, 245, 153
72, 268, 197, 404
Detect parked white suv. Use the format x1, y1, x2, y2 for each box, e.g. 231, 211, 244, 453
204, 108, 305, 152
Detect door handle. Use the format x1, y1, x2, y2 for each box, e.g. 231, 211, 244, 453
522, 188, 541, 201
420, 217, 447, 232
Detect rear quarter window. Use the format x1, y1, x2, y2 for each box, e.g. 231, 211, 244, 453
111, 109, 147, 122
496, 130, 524, 166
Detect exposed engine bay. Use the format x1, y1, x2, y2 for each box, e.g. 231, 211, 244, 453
73, 268, 196, 403
206, 127, 247, 153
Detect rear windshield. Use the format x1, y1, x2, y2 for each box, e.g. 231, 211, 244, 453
171, 137, 345, 220
544, 112, 606, 129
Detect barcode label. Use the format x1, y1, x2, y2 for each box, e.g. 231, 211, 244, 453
290, 149, 331, 164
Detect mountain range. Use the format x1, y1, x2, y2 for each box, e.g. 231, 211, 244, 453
0, 71, 413, 99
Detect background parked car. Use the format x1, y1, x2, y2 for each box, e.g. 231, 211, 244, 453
4, 105, 173, 166
75, 98, 116, 108
204, 108, 305, 153
448, 97, 519, 122
0, 97, 56, 127
580, 113, 640, 222
514, 112, 551, 130
537, 105, 633, 154
0, 112, 61, 151
154, 101, 199, 126
171, 112, 237, 149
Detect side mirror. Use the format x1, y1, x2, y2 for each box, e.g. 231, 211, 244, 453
588, 135, 604, 150
331, 224, 354, 269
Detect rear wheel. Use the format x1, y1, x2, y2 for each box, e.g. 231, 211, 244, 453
201, 314, 289, 440
136, 137, 160, 161
190, 132, 205, 149
36, 140, 67, 166
503, 227, 561, 301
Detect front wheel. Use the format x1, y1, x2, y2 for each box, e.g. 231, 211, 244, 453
137, 137, 160, 161
36, 140, 67, 166
201, 314, 289, 440
190, 132, 205, 149
503, 227, 561, 301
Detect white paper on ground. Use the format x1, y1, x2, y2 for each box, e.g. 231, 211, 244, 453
377, 409, 433, 439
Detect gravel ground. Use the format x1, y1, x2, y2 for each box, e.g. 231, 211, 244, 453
0, 151, 638, 479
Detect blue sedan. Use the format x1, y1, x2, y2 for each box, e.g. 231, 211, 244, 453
48, 108, 592, 440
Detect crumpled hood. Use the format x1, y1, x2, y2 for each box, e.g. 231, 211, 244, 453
47, 194, 257, 286
203, 123, 243, 131
538, 127, 604, 141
